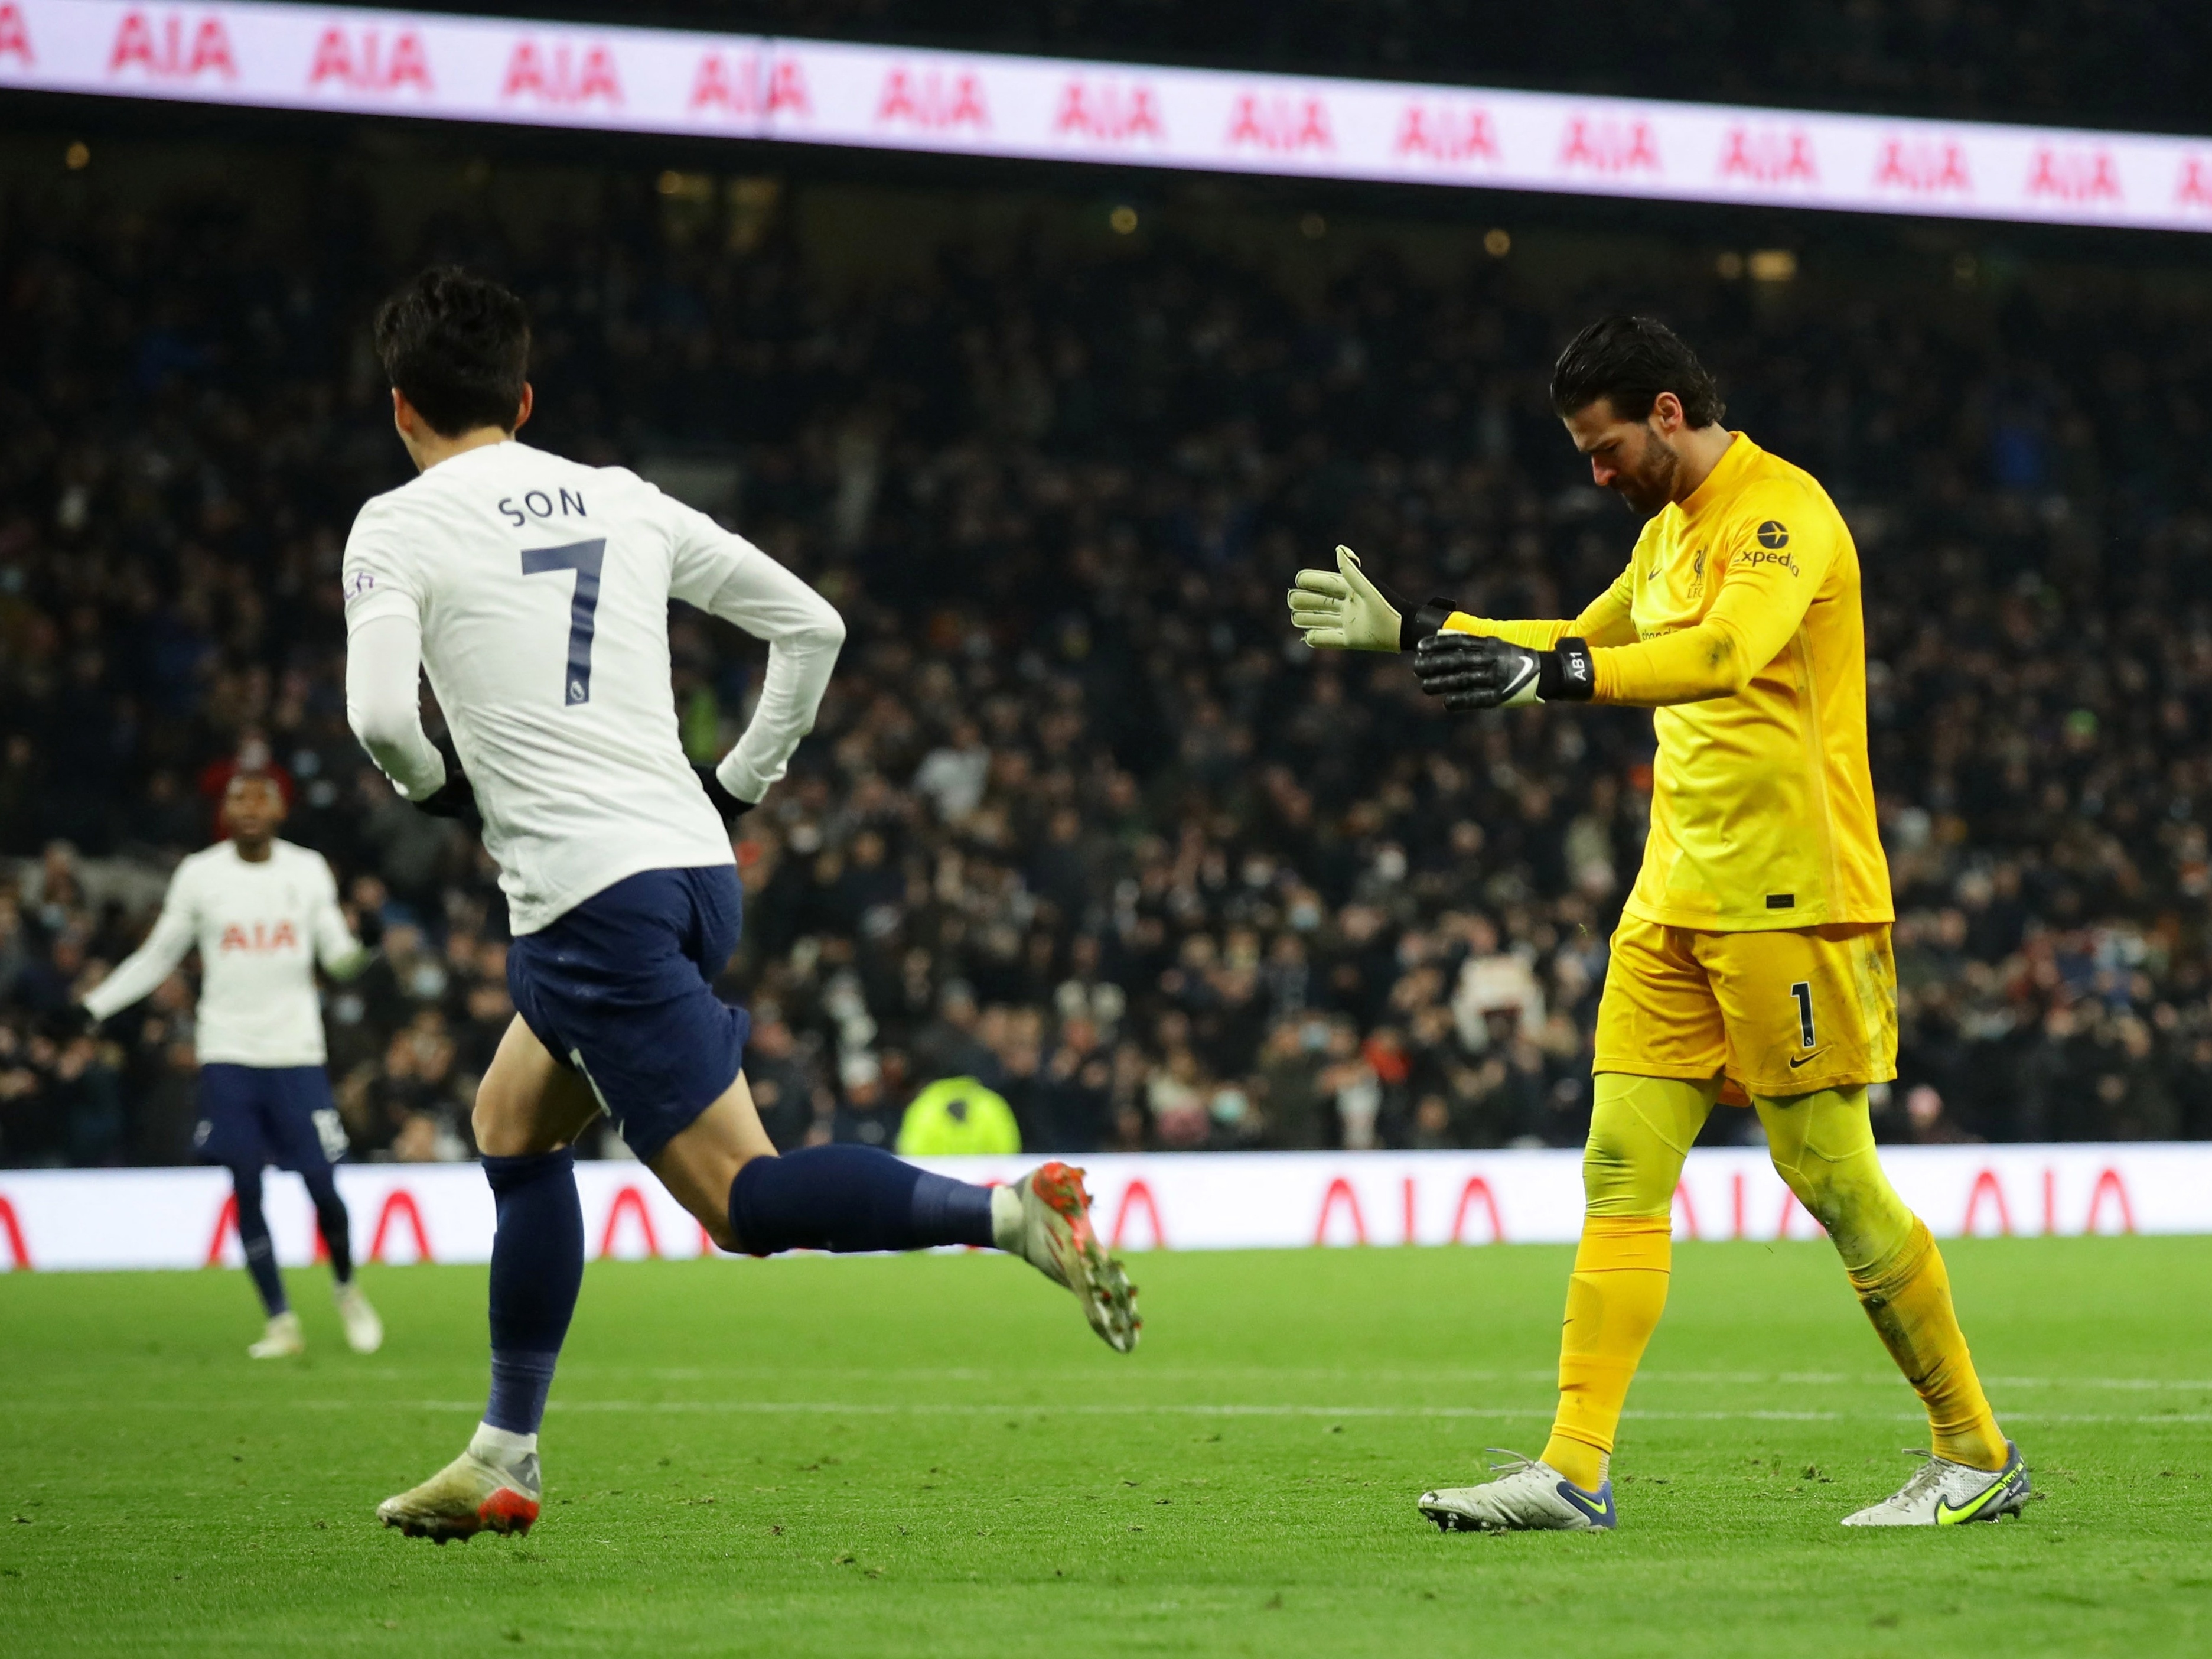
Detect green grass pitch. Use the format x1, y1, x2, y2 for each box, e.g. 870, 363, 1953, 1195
4, 1237, 2208, 1657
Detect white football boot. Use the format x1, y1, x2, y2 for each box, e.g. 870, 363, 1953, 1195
377, 1436, 542, 1543
1840, 1442, 2031, 1527
247, 1310, 305, 1359
992, 1162, 1140, 1354
1419, 1450, 1617, 1532
334, 1283, 383, 1354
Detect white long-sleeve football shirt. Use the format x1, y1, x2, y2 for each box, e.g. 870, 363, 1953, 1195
341, 440, 845, 935
81, 839, 361, 1067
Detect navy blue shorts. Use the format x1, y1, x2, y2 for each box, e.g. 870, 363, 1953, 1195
508, 865, 750, 1163
194, 1064, 347, 1172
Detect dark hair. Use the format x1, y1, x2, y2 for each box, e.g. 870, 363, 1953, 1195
373, 267, 530, 437
1549, 314, 1725, 428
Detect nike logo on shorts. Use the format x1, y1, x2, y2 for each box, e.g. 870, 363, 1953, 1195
1788, 1049, 1827, 1069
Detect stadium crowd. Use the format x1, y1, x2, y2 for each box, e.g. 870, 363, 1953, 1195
4, 157, 2212, 1166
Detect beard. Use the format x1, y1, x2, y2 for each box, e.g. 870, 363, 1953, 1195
1608, 428, 1681, 515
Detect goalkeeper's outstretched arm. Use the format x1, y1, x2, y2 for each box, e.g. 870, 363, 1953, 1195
1416, 526, 1829, 711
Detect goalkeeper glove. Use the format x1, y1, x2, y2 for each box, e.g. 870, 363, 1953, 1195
1413, 632, 1595, 711
410, 731, 482, 833
1286, 546, 1461, 653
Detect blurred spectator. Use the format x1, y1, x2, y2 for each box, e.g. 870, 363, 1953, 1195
6, 148, 2212, 1166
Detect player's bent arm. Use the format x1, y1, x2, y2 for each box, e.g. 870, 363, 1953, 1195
696, 550, 846, 806
1588, 508, 1832, 706
1438, 566, 1638, 651
344, 613, 447, 800
662, 493, 846, 804
79, 876, 198, 1021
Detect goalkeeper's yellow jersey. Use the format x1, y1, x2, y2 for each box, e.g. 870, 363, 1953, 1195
1446, 433, 1891, 932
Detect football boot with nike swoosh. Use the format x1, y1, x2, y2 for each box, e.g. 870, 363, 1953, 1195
1418, 1450, 1617, 1533
1839, 1442, 2031, 1527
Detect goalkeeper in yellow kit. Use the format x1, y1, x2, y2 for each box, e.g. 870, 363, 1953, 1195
1287, 315, 2029, 1531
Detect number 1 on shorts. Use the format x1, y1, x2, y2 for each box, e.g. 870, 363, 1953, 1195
1789, 980, 1816, 1049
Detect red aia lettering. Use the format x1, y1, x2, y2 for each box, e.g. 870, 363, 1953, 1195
109, 9, 236, 80
1447, 1177, 1506, 1245
1559, 116, 1659, 174
0, 4, 34, 67
1394, 104, 1498, 164
0, 1193, 28, 1269
308, 27, 432, 94
2027, 148, 2121, 203
1961, 1168, 2012, 1236
1313, 1177, 1367, 1246
876, 69, 988, 132
2180, 158, 2212, 209
1109, 1181, 1165, 1250
598, 1186, 662, 1259
203, 1192, 239, 1266
501, 40, 622, 107
690, 54, 809, 118
1226, 94, 1333, 155
369, 1190, 434, 1263
2084, 1167, 2135, 1235
1053, 80, 1164, 144
1874, 139, 1970, 194
1719, 127, 1817, 184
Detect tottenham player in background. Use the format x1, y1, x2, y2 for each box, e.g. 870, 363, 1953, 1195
347, 268, 1138, 1545
70, 772, 383, 1359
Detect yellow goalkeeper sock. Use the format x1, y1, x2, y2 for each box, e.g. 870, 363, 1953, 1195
1755, 1086, 2008, 1473
1849, 1218, 2008, 1472
1540, 1215, 1673, 1491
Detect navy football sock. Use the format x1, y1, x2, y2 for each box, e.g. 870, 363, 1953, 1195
302, 1167, 354, 1286
727, 1145, 996, 1255
481, 1148, 584, 1436
229, 1165, 289, 1316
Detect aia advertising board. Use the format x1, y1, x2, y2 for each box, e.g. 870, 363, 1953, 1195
3, 1, 2212, 232
0, 1145, 2196, 1271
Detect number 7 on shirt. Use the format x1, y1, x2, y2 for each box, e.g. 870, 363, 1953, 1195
522, 538, 606, 706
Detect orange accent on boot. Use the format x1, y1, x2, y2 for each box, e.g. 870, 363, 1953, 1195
1848, 1217, 2007, 1471
1545, 1215, 1672, 1488
477, 1487, 540, 1535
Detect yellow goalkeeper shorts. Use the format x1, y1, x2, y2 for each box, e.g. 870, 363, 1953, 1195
1592, 915, 1897, 1097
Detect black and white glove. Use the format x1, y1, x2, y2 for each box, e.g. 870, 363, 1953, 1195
1413, 632, 1596, 711
1287, 547, 1464, 653
410, 731, 482, 833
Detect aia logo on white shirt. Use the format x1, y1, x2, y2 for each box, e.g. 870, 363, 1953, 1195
219, 920, 299, 953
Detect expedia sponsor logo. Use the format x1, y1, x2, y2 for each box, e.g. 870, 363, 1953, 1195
1755, 520, 1790, 548
1739, 546, 1800, 575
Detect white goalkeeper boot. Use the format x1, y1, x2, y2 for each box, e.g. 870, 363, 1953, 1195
247, 1310, 304, 1358
1840, 1442, 2031, 1527
991, 1162, 1140, 1354
334, 1282, 383, 1354
377, 1427, 542, 1543
1419, 1450, 1617, 1532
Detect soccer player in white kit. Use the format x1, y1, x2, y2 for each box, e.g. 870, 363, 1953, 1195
72, 772, 384, 1358
347, 269, 1136, 1544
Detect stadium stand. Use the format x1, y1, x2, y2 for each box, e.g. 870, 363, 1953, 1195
4, 147, 2211, 1164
